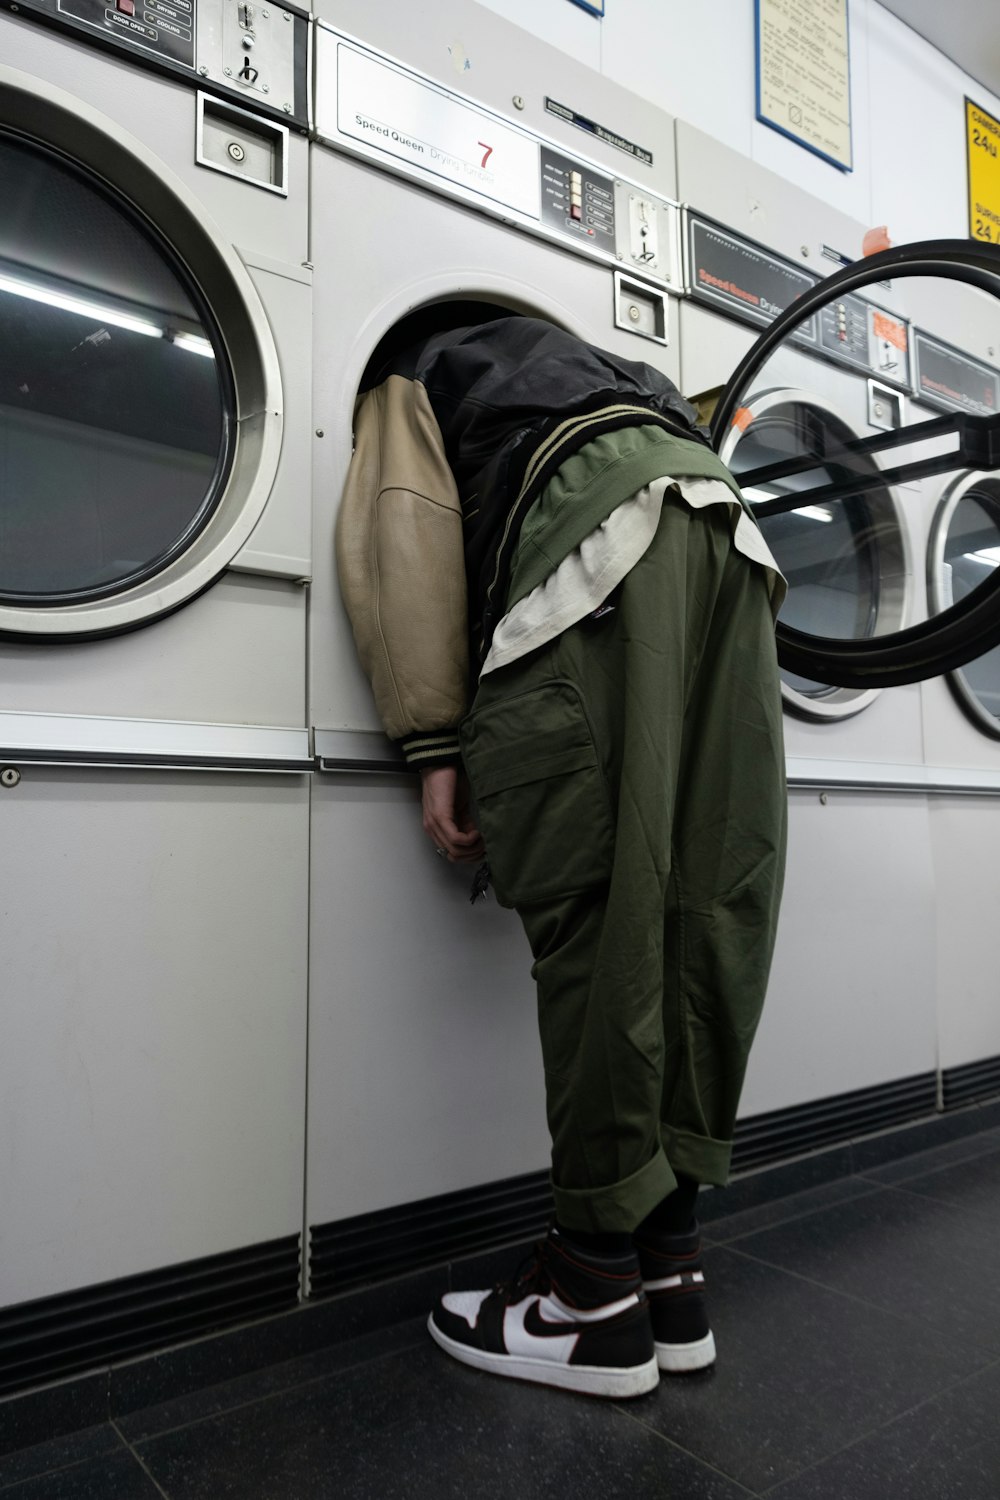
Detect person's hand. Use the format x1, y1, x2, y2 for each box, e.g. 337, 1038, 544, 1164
420, 764, 485, 863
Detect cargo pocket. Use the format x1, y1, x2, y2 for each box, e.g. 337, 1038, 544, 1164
460, 679, 614, 908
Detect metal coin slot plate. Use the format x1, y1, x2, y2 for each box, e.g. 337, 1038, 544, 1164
614, 271, 668, 344
196, 91, 289, 194
10, 0, 308, 126
196, 0, 297, 115
868, 380, 905, 432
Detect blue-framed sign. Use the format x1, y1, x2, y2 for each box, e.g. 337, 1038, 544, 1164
755, 0, 853, 172
567, 0, 604, 16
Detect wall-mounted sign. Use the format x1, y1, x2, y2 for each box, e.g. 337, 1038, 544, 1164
755, 0, 852, 172
967, 99, 1000, 245
567, 0, 604, 14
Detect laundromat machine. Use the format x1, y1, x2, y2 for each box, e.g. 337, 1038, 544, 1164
4, 0, 1000, 1403
0, 0, 315, 1390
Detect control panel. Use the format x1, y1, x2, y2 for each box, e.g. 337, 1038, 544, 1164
314, 26, 681, 294
814, 295, 911, 390
8, 0, 309, 127
685, 210, 913, 390
912, 330, 1000, 417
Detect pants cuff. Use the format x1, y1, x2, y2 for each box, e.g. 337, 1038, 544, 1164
661, 1125, 732, 1187
551, 1150, 677, 1234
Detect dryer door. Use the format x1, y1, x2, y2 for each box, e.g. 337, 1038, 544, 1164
0, 66, 282, 639
711, 240, 1000, 689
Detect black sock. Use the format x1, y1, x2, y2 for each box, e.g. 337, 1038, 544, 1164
553, 1221, 633, 1257
637, 1173, 700, 1235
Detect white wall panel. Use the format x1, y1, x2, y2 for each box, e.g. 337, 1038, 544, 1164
474, 0, 601, 70
866, 3, 994, 243
600, 0, 753, 156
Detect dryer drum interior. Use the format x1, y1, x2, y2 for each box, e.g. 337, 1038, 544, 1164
930, 473, 1000, 736
722, 388, 907, 717
0, 129, 234, 607
0, 66, 283, 640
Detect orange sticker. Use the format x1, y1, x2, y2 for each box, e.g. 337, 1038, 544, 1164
733, 407, 753, 432
873, 311, 907, 352
862, 225, 892, 256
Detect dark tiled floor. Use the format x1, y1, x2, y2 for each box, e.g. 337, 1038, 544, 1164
4, 1126, 1000, 1499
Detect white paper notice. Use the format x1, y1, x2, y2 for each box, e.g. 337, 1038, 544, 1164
317, 33, 542, 220
757, 0, 852, 170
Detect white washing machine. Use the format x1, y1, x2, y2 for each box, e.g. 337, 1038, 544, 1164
0, 0, 314, 1380
674, 124, 939, 1132
304, 0, 689, 1292
908, 276, 1000, 1110
682, 140, 1000, 1154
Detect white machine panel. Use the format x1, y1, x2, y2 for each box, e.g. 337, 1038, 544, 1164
308, 778, 547, 1226
0, 767, 308, 1307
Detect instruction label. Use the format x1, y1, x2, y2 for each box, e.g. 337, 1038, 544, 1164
756, 0, 852, 171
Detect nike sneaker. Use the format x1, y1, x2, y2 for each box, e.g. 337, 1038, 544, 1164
428, 1229, 659, 1398
633, 1222, 716, 1372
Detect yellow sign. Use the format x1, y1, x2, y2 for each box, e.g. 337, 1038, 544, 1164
967, 98, 1000, 244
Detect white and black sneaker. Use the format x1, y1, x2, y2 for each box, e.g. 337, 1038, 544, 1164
428, 1230, 659, 1398
634, 1222, 716, 1373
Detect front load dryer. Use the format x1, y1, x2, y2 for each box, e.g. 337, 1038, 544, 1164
304, 2, 689, 1297
0, 4, 313, 1389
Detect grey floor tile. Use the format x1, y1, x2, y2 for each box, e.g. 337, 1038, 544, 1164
117, 1320, 426, 1443
726, 1184, 1000, 1357
857, 1125, 1000, 1186
0, 1426, 122, 1492
704, 1177, 880, 1245
765, 1360, 1000, 1500
626, 1244, 993, 1494
135, 1339, 752, 1500
877, 1149, 1000, 1229
0, 1449, 165, 1500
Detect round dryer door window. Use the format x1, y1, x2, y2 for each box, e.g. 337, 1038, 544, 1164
712, 241, 1000, 689
929, 473, 1000, 736
0, 67, 283, 638
721, 388, 908, 719
0, 133, 231, 606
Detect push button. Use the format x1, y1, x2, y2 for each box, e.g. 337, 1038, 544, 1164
116, 0, 136, 15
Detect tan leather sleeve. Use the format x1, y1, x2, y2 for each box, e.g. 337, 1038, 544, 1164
335, 375, 469, 743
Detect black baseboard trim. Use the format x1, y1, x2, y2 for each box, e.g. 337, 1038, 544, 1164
0, 1236, 300, 1403
3, 1084, 1000, 1458
942, 1052, 1000, 1110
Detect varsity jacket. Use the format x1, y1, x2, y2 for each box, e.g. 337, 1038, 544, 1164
336, 316, 735, 768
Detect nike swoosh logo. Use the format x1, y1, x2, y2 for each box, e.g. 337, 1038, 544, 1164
523, 1301, 583, 1338
504, 1297, 580, 1362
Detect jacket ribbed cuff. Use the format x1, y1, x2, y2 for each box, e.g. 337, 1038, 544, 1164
398, 730, 463, 770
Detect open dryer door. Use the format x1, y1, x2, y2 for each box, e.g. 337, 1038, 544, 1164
710, 240, 1000, 689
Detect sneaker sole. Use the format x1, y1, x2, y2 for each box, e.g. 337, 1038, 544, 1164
428, 1314, 660, 1398
655, 1329, 716, 1373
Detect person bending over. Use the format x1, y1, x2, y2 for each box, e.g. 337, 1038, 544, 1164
336, 315, 787, 1399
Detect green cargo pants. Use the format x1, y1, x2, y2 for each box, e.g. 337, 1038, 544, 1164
460, 491, 787, 1234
